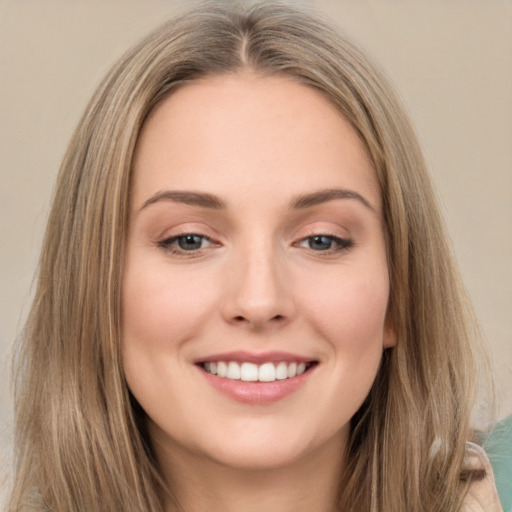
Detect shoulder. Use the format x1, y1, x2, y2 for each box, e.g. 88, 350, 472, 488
461, 442, 503, 512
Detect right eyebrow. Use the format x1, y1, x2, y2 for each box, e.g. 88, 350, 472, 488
140, 190, 226, 211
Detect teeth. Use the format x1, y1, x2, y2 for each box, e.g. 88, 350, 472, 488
202, 360, 313, 382
217, 361, 227, 377
287, 362, 297, 378
226, 362, 241, 379
240, 362, 258, 382
259, 362, 276, 382
276, 362, 288, 380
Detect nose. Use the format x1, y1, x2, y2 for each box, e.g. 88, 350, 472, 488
221, 244, 295, 330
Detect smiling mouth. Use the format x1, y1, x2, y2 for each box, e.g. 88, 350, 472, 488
198, 360, 317, 383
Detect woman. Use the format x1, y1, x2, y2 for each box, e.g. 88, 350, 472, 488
8, 2, 502, 511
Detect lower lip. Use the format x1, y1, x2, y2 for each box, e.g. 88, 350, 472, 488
198, 365, 316, 404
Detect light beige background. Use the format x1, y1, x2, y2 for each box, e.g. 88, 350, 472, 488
1, 0, 511, 500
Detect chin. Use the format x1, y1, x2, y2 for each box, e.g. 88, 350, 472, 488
206, 437, 310, 471
150, 413, 348, 474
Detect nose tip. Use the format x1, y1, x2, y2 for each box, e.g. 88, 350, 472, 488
221, 253, 294, 330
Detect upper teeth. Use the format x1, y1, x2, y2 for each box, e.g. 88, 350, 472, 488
203, 361, 308, 382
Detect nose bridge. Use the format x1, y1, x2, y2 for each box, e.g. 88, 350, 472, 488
222, 236, 292, 328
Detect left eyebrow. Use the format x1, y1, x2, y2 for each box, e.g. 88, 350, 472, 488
289, 188, 376, 212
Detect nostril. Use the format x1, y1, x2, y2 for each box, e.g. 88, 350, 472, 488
231, 314, 286, 325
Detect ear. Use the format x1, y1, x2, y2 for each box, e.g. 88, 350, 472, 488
383, 313, 397, 348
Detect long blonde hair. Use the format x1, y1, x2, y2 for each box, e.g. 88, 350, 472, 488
9, 2, 492, 511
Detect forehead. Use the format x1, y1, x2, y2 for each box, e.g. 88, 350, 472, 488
132, 72, 380, 212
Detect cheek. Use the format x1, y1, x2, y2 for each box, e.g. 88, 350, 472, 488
122, 261, 217, 350
302, 268, 390, 350
298, 260, 390, 403
306, 269, 389, 410
287, 267, 390, 440
120, 260, 221, 411
121, 261, 218, 417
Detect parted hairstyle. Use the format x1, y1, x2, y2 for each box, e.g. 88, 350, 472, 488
9, 1, 493, 511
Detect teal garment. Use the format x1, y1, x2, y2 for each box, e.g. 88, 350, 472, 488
484, 414, 512, 511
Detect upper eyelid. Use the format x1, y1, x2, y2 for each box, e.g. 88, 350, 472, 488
294, 226, 350, 241
157, 230, 349, 242
298, 233, 346, 241
156, 224, 219, 242
163, 232, 211, 240
154, 220, 352, 244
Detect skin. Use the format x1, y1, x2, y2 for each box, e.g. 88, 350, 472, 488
122, 72, 395, 512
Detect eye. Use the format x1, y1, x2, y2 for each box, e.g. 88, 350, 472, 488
158, 233, 213, 253
298, 235, 353, 252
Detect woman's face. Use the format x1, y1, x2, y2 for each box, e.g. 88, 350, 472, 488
122, 73, 395, 471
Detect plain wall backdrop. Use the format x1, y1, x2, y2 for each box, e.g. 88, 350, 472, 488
1, 0, 511, 501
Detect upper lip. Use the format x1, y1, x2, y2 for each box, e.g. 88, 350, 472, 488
194, 351, 317, 365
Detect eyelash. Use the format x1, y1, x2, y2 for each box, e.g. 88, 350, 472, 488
156, 233, 354, 257
157, 233, 215, 256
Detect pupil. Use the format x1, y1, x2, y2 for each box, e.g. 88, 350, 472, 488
178, 235, 202, 250
310, 236, 332, 250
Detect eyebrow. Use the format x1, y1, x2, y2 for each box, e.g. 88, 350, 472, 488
140, 187, 375, 212
141, 190, 226, 210
290, 188, 375, 211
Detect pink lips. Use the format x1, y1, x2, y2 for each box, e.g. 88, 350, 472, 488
195, 351, 317, 404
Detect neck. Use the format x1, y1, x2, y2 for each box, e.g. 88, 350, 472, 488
155, 433, 346, 512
